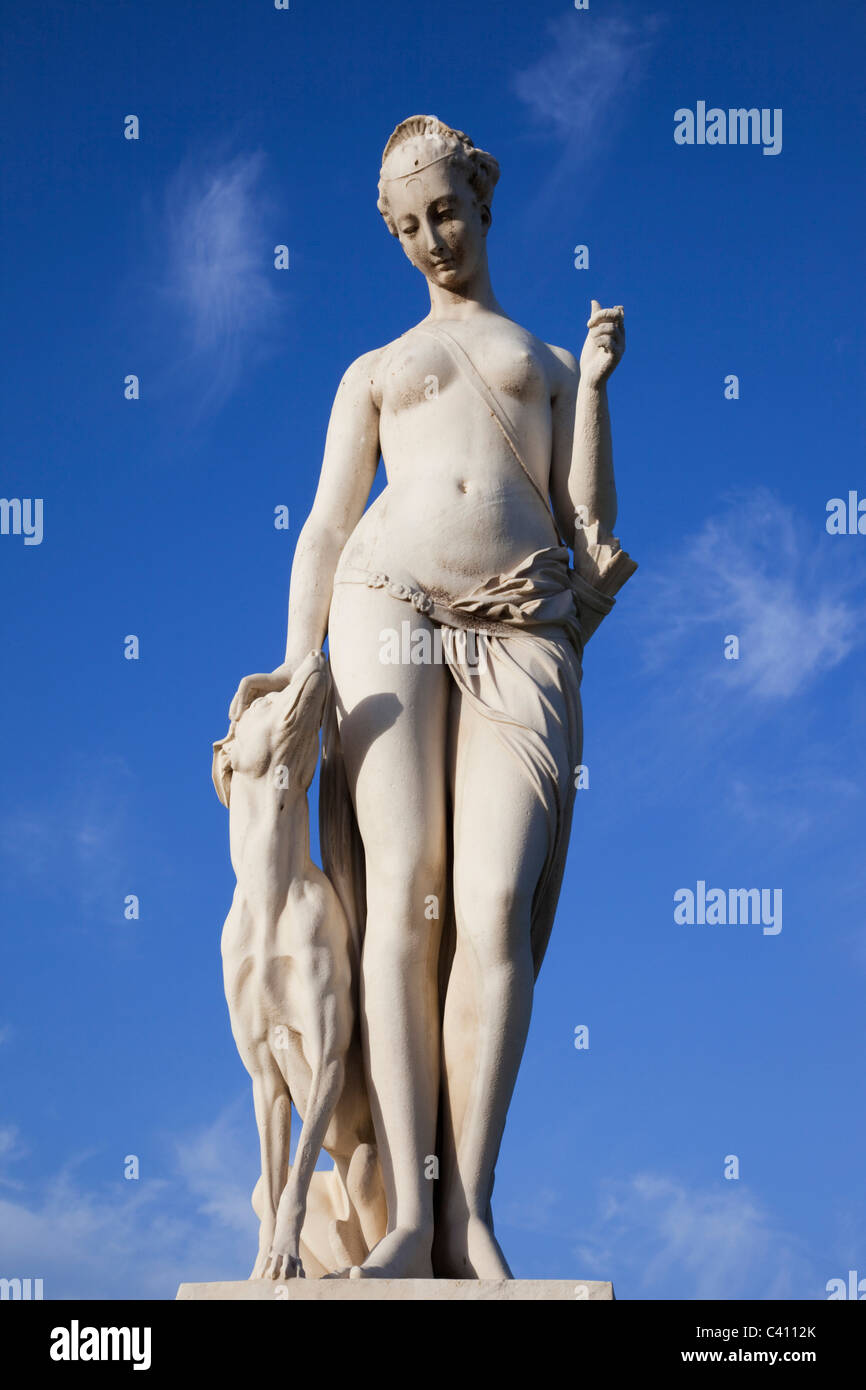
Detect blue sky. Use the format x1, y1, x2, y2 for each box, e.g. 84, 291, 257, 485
1, 0, 864, 1299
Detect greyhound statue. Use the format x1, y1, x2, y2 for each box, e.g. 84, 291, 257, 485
212, 650, 385, 1278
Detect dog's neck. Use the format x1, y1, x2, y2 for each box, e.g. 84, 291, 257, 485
228, 769, 312, 893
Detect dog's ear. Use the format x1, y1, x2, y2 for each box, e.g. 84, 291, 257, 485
212, 729, 235, 808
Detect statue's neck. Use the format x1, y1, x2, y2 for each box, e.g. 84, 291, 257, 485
425, 259, 504, 320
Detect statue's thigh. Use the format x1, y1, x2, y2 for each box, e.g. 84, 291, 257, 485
450, 694, 551, 956
328, 584, 450, 864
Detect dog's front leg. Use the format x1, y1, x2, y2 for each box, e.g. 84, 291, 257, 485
265, 1056, 345, 1279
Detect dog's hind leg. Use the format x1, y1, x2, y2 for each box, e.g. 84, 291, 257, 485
250, 1043, 292, 1279
265, 1054, 346, 1279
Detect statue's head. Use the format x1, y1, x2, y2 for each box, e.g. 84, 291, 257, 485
377, 116, 500, 289
212, 651, 329, 808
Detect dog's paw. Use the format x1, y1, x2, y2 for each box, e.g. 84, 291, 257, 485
264, 1247, 305, 1281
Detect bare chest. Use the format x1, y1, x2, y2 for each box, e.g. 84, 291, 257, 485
378, 324, 552, 416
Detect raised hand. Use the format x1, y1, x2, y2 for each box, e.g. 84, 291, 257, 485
579, 299, 625, 389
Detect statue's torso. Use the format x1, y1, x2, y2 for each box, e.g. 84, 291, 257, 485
336, 314, 569, 601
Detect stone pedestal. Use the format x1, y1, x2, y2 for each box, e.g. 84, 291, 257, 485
177, 1278, 614, 1301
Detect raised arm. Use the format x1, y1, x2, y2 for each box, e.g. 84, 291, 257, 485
228, 349, 381, 720
549, 300, 625, 548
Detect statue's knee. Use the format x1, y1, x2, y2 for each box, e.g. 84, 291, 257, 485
364, 850, 445, 938
454, 875, 533, 944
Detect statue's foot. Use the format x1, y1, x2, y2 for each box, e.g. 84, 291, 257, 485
433, 1214, 512, 1279
329, 1224, 433, 1279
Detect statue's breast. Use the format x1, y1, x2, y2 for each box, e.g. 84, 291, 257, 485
380, 336, 459, 413
381, 325, 550, 421
473, 334, 549, 403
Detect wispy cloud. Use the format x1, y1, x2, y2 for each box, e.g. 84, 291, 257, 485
158, 150, 284, 410
601, 489, 866, 832
642, 489, 863, 702
0, 1103, 257, 1298
576, 1173, 817, 1300
513, 10, 661, 162
172, 1098, 259, 1236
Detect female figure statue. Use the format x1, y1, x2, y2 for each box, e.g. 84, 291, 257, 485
228, 116, 634, 1279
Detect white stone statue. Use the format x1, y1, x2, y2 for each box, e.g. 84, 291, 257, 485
218, 115, 636, 1281
213, 652, 386, 1279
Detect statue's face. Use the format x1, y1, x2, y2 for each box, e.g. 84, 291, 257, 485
387, 160, 489, 290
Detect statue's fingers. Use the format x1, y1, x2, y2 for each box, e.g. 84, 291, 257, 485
589, 308, 622, 329
587, 307, 624, 329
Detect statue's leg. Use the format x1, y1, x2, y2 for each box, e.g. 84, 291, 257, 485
342, 1142, 387, 1255
327, 582, 449, 1277
434, 683, 553, 1279
323, 1052, 388, 1258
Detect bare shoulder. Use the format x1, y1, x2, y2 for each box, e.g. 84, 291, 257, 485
516, 326, 579, 400
508, 315, 577, 389
336, 345, 384, 395
543, 340, 579, 395
338, 335, 421, 411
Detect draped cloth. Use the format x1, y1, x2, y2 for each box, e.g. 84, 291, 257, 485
319, 543, 615, 977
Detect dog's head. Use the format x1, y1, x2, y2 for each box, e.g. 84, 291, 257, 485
212, 651, 330, 808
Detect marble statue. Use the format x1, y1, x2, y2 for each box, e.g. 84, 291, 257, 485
213, 651, 386, 1278
215, 114, 636, 1282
